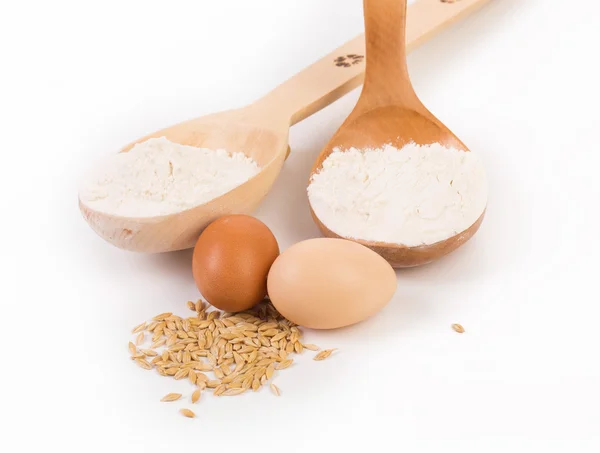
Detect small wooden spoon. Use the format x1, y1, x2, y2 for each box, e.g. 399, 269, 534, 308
80, 0, 489, 253
309, 0, 487, 268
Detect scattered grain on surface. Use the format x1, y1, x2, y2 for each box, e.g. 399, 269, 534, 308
135, 332, 145, 346
180, 408, 195, 418
313, 349, 337, 361
132, 322, 146, 334
129, 299, 337, 408
160, 393, 182, 402
302, 344, 320, 351
192, 389, 201, 403
452, 323, 465, 333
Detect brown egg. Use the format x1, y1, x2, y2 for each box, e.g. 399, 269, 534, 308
267, 238, 397, 329
192, 215, 279, 312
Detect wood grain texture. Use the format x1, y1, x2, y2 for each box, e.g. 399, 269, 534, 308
309, 0, 488, 267
79, 0, 490, 253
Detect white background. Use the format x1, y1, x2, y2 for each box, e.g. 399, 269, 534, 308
2, 0, 600, 451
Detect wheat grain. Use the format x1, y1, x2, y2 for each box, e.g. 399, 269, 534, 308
151, 338, 167, 349
166, 335, 178, 347
314, 349, 337, 361
132, 322, 146, 334
256, 358, 273, 367
153, 312, 173, 321
169, 344, 185, 353
161, 393, 181, 402
223, 388, 246, 396
270, 332, 286, 342
206, 380, 220, 388
241, 375, 252, 390
135, 332, 144, 346
270, 383, 281, 396
452, 323, 465, 333
261, 329, 279, 337
195, 372, 209, 382
213, 384, 227, 396
265, 363, 276, 380
220, 363, 232, 376
135, 358, 152, 370
130, 299, 338, 406
180, 408, 195, 418
191, 389, 201, 403
207, 311, 220, 321
258, 322, 277, 331
276, 359, 293, 370
302, 344, 320, 351
174, 368, 189, 380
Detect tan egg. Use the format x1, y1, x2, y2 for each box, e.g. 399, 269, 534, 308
267, 238, 397, 329
192, 215, 279, 312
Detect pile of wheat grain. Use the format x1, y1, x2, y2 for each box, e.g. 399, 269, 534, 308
129, 299, 336, 417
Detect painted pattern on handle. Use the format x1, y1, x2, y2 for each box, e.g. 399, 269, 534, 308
333, 54, 365, 68
333, 0, 463, 68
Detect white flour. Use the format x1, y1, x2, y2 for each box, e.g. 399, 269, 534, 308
79, 137, 260, 217
307, 143, 488, 247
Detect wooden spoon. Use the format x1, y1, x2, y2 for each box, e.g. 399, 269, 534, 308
80, 0, 489, 253
309, 0, 487, 268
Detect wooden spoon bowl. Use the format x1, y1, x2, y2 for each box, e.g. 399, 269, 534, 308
309, 0, 488, 267
80, 107, 290, 253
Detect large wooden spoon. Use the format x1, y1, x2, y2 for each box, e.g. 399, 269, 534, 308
80, 0, 489, 253
309, 0, 487, 268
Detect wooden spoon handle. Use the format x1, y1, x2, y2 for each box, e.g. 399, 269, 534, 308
258, 0, 490, 125
362, 0, 415, 105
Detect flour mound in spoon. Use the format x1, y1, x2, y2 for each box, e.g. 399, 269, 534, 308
79, 137, 260, 217
307, 143, 488, 247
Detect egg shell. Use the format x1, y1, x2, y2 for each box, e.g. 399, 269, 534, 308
192, 215, 279, 312
267, 238, 397, 329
